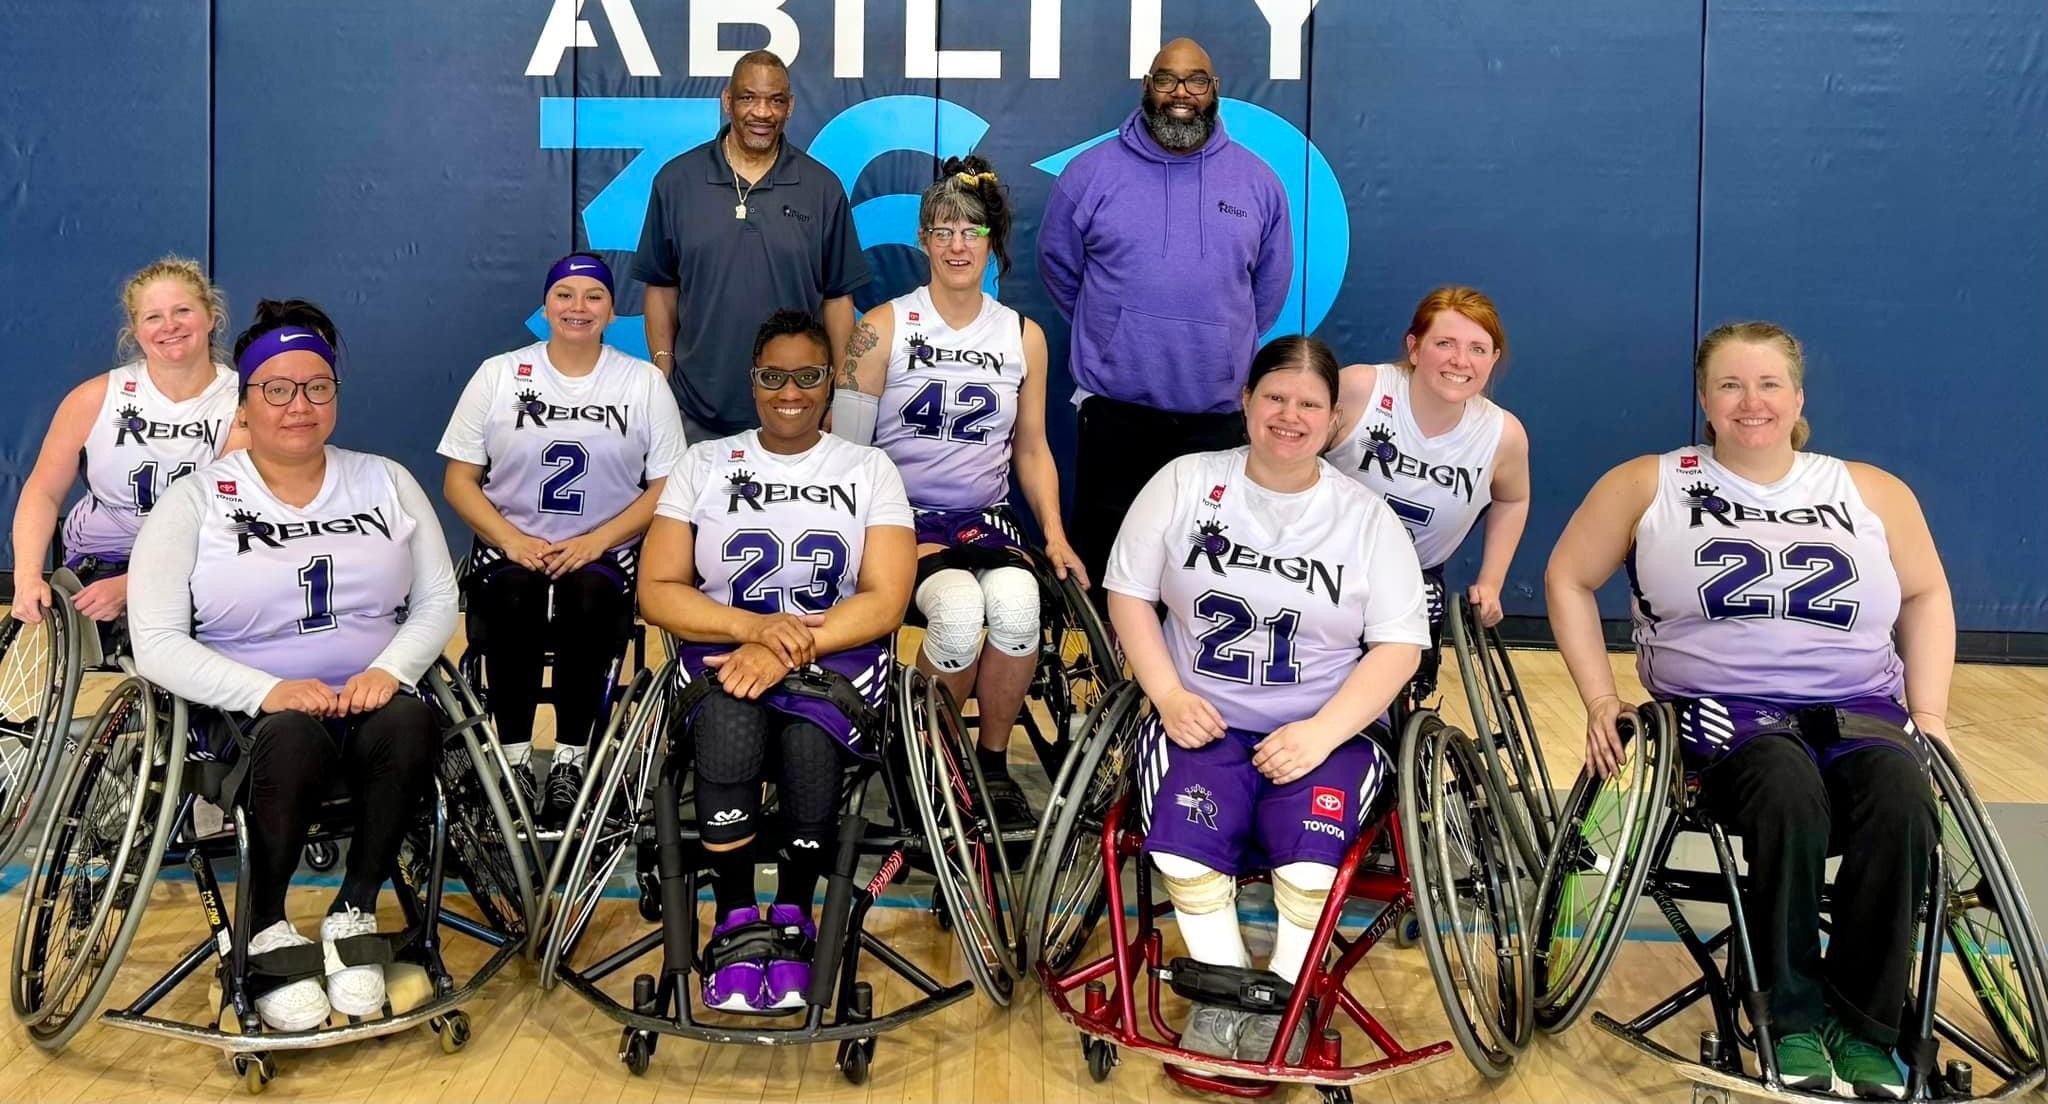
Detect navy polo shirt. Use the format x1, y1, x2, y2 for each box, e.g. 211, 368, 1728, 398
631, 127, 869, 435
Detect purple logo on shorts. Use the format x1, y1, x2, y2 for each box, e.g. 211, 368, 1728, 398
1175, 784, 1218, 830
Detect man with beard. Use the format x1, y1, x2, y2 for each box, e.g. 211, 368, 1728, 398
1038, 38, 1292, 606
633, 50, 869, 441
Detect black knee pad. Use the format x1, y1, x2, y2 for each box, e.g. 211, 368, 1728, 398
774, 721, 845, 852
691, 691, 769, 845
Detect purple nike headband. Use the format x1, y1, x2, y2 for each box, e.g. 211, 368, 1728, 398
236, 326, 336, 382
546, 254, 615, 297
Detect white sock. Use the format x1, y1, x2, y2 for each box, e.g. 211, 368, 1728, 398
502, 741, 531, 767
1269, 914, 1317, 983
1176, 905, 1251, 969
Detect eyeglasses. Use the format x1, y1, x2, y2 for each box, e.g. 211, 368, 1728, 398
923, 226, 991, 245
751, 366, 830, 390
247, 377, 339, 406
1148, 72, 1214, 94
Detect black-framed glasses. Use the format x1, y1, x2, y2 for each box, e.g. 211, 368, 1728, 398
247, 377, 339, 406
751, 366, 830, 390
923, 225, 991, 245
1148, 72, 1214, 94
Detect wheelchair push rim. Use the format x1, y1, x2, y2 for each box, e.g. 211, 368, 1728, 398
1024, 678, 1143, 977
0, 580, 86, 866
1024, 568, 1121, 777
1446, 598, 1553, 881
418, 658, 539, 948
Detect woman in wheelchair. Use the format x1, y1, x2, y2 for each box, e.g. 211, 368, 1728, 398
830, 155, 1082, 831
128, 298, 460, 1031
638, 309, 915, 1013
438, 252, 685, 827
1326, 286, 1530, 678
1103, 335, 1429, 1063
1546, 321, 1953, 1099
11, 257, 243, 626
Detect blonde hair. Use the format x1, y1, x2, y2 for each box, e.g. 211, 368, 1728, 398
115, 256, 228, 364
1694, 321, 1811, 450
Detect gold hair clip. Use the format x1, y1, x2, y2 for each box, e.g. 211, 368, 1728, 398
955, 170, 998, 186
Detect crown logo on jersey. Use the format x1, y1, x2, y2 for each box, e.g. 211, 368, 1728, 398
1191, 519, 1231, 557
726, 469, 761, 500
1366, 423, 1399, 464
393, 602, 410, 626
515, 388, 544, 416
115, 404, 145, 432
227, 507, 273, 538
1684, 481, 1730, 516
904, 332, 934, 368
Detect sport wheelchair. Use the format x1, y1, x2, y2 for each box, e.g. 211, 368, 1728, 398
1029, 667, 1537, 1098
535, 645, 1018, 1083
1531, 702, 2048, 1101
8, 659, 530, 1093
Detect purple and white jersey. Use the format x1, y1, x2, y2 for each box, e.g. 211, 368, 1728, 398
187, 448, 422, 688
437, 341, 686, 546
872, 288, 1027, 512
1105, 448, 1431, 734
1326, 363, 1502, 571
654, 431, 913, 614
61, 361, 237, 558
1628, 447, 1903, 704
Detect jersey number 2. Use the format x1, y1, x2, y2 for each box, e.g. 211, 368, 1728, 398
540, 441, 589, 514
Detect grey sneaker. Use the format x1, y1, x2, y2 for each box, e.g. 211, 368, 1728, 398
1234, 1012, 1308, 1065
1179, 1001, 1251, 1059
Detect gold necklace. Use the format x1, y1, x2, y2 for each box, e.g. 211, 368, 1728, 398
727, 133, 775, 220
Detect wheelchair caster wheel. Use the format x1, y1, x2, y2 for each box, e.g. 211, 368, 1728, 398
304, 841, 338, 872
837, 1037, 875, 1084
235, 1052, 276, 1095
1943, 1059, 1973, 1097
932, 900, 953, 932
636, 872, 662, 922
1083, 1037, 1116, 1082
621, 1028, 655, 1076
1394, 910, 1422, 948
1319, 1088, 1352, 1104
434, 1010, 471, 1054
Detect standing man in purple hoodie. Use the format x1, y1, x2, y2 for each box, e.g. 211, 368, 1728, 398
1039, 37, 1293, 602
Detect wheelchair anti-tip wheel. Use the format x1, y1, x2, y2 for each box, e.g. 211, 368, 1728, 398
1023, 678, 1144, 975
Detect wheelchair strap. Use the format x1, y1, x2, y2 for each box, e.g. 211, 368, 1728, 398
1159, 956, 1294, 1015
778, 667, 883, 741
701, 919, 815, 972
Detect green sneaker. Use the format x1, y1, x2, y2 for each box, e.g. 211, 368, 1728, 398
1821, 1014, 1906, 1100
1770, 1030, 1833, 1091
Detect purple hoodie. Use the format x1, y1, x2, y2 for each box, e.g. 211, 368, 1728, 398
1038, 109, 1292, 415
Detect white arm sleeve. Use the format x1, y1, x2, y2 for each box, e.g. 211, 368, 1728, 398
1102, 459, 1185, 603
128, 480, 283, 714
830, 388, 879, 446
365, 460, 461, 685
1357, 502, 1433, 647
435, 360, 497, 465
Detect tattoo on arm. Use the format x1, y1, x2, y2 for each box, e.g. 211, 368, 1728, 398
840, 319, 880, 386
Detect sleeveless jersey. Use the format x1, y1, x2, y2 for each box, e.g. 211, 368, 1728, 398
61, 362, 237, 558
1628, 447, 1904, 704
872, 288, 1028, 512
187, 448, 421, 688
1104, 448, 1432, 734
653, 431, 913, 614
1326, 363, 1503, 570
436, 342, 686, 546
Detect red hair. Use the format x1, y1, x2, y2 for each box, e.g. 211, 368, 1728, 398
1404, 286, 1508, 367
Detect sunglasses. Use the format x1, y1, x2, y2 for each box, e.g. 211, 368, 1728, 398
751, 365, 831, 390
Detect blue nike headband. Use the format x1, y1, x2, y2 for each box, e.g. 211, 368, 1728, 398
236, 326, 336, 383
546, 254, 615, 297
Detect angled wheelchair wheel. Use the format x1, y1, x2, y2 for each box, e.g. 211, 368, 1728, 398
1400, 710, 1532, 1077
1446, 599, 1553, 880
421, 659, 538, 944
1532, 702, 1679, 1034
538, 663, 663, 986
13, 677, 185, 1049
0, 585, 86, 866
899, 664, 1018, 1005
1024, 569, 1121, 776
1023, 679, 1144, 975
1928, 737, 2048, 1075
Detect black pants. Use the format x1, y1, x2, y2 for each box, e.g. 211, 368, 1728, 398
469, 563, 630, 748
689, 689, 846, 908
242, 696, 441, 932
1072, 395, 1246, 614
1699, 734, 1936, 1043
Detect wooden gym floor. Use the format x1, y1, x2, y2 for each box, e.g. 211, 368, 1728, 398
0, 629, 2041, 1103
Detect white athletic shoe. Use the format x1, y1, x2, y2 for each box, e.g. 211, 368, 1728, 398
247, 921, 331, 1031
320, 906, 387, 1017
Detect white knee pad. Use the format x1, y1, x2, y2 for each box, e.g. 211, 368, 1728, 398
1271, 862, 1338, 929
978, 565, 1040, 658
915, 569, 986, 673
1154, 853, 1236, 915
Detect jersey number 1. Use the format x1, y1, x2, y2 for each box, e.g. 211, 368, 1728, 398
297, 555, 336, 634
128, 460, 196, 515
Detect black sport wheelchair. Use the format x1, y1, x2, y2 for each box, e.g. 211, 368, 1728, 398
534, 638, 1019, 1082
8, 659, 530, 1093
1531, 702, 2048, 1102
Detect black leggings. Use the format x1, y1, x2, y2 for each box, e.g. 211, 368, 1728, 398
1699, 734, 1936, 1043
690, 689, 847, 908
469, 563, 629, 748
242, 696, 441, 932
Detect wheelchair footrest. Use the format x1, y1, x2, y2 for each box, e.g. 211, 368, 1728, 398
1159, 957, 1294, 1015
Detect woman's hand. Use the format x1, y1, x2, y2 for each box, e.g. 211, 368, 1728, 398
338, 669, 402, 715
1584, 694, 1631, 778
262, 678, 342, 717
743, 612, 824, 667
542, 532, 611, 579
1158, 687, 1227, 749
71, 575, 130, 622
1042, 536, 1090, 589
1466, 580, 1504, 628
1252, 720, 1343, 785
10, 574, 51, 623
500, 532, 553, 573
1911, 711, 1951, 748
702, 643, 790, 700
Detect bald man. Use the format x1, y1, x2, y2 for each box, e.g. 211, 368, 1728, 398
1038, 38, 1293, 602
634, 50, 870, 441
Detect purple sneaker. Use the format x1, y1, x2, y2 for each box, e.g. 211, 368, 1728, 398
762, 904, 818, 1011
701, 907, 765, 1012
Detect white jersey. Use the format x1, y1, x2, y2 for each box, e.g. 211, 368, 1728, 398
437, 342, 686, 546
186, 449, 424, 688
1326, 363, 1503, 570
872, 288, 1028, 512
1629, 447, 1904, 704
1105, 448, 1432, 733
654, 432, 913, 614
61, 362, 237, 558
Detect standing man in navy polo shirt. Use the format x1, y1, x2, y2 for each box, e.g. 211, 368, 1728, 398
633, 50, 869, 440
